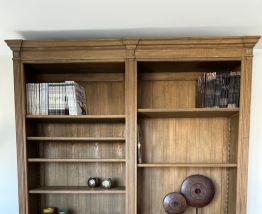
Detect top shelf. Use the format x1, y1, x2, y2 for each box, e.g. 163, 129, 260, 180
26, 115, 126, 122
137, 108, 239, 118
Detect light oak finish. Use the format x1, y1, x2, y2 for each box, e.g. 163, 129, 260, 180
138, 168, 235, 214
137, 163, 237, 168
26, 114, 126, 122
28, 158, 126, 163
27, 136, 125, 142
29, 186, 126, 194
138, 108, 239, 118
6, 36, 259, 214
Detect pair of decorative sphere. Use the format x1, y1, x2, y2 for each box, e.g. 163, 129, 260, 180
87, 177, 113, 189
163, 174, 215, 214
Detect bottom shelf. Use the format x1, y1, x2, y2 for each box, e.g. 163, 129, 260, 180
29, 193, 125, 214
29, 186, 126, 194
137, 167, 237, 214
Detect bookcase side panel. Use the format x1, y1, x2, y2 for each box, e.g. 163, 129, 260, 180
13, 59, 29, 213
236, 49, 254, 214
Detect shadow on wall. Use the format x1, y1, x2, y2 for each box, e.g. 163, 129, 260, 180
17, 26, 262, 40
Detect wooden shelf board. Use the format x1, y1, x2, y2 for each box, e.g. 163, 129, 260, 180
26, 115, 126, 122
29, 186, 126, 194
137, 108, 239, 118
28, 158, 126, 163
137, 163, 237, 168
27, 137, 125, 142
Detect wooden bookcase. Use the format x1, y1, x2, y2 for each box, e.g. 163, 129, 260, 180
6, 36, 259, 214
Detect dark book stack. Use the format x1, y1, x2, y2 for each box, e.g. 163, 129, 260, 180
228, 71, 241, 108
196, 71, 240, 108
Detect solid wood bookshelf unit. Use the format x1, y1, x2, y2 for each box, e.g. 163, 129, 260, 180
6, 36, 259, 214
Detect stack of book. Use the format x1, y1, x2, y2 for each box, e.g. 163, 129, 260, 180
196, 71, 240, 108
26, 81, 87, 115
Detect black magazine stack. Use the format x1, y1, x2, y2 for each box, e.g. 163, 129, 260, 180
196, 71, 240, 108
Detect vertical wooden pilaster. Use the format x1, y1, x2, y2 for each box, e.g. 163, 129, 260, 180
8, 40, 28, 214
236, 47, 254, 214
125, 40, 138, 214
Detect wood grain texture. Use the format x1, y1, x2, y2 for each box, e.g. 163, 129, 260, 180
39, 194, 125, 214
125, 45, 137, 214
138, 78, 196, 109
29, 186, 126, 194
28, 158, 126, 163
139, 117, 231, 164
235, 48, 254, 214
26, 114, 126, 122
137, 163, 237, 168
27, 122, 125, 138
13, 52, 29, 214
138, 168, 235, 214
27, 136, 125, 142
28, 141, 125, 159
138, 108, 239, 118
6, 37, 259, 214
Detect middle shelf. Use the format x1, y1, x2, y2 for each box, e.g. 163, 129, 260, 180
26, 115, 126, 123
138, 108, 239, 118
28, 158, 126, 163
27, 137, 126, 142
29, 186, 126, 194
137, 163, 237, 168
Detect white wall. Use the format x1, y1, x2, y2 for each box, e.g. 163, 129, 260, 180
247, 49, 262, 213
0, 50, 261, 213
0, 54, 18, 213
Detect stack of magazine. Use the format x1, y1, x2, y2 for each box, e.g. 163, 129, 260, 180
26, 81, 87, 115
196, 71, 240, 108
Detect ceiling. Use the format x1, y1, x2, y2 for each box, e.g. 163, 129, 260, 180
1, 0, 262, 55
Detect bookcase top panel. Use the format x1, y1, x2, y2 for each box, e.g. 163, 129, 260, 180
6, 36, 260, 62
6, 36, 260, 50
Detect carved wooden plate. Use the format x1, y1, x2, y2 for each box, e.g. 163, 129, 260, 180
180, 174, 215, 208
163, 192, 187, 214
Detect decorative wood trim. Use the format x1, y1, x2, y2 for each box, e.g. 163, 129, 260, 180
125, 45, 137, 214
12, 58, 28, 214
5, 36, 260, 214
235, 48, 254, 214
6, 36, 260, 50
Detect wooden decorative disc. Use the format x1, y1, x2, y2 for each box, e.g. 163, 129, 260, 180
180, 174, 215, 208
163, 192, 187, 214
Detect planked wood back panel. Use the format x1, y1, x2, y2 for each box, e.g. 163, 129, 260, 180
6, 37, 259, 214
27, 122, 125, 137
139, 79, 196, 109
139, 117, 235, 164
26, 68, 126, 213
35, 142, 125, 159
138, 168, 236, 214
41, 194, 125, 214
